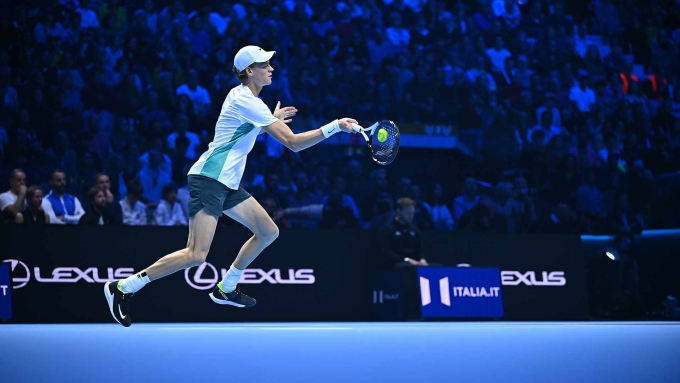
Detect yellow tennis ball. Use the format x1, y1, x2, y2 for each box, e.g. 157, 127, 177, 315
377, 128, 388, 142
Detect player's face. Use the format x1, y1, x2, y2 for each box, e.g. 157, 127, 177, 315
249, 61, 273, 87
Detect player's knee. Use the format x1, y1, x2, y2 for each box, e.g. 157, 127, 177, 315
259, 224, 279, 245
185, 248, 209, 267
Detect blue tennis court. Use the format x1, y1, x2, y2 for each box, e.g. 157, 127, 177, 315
1, 322, 678, 383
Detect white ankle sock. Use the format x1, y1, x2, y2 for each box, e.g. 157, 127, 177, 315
118, 271, 150, 294
218, 265, 243, 293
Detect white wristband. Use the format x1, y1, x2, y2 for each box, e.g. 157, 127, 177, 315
320, 119, 340, 138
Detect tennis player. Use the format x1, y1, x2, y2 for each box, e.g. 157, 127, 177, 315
105, 45, 358, 327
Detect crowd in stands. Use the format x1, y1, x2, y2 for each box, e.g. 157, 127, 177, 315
1, 0, 679, 234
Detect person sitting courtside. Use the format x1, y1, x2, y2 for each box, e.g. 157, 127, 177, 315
15, 186, 50, 224
79, 187, 115, 225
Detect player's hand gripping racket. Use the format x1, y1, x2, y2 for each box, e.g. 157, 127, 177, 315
351, 120, 400, 165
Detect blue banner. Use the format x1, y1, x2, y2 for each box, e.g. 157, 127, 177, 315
0, 263, 12, 319
417, 267, 504, 318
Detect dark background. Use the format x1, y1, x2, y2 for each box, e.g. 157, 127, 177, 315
2, 225, 588, 323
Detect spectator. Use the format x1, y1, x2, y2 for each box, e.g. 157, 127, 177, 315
45, 132, 78, 179
385, 12, 410, 50
575, 169, 607, 221
422, 183, 454, 231
453, 177, 480, 221
1, 67, 19, 111
262, 197, 290, 229
120, 180, 147, 226
94, 173, 123, 225
323, 176, 360, 219
79, 187, 115, 225
176, 70, 211, 118
15, 186, 50, 224
76, 0, 101, 29
536, 93, 562, 128
286, 170, 322, 228
527, 110, 564, 145
42, 169, 86, 225
570, 74, 596, 113
0, 169, 27, 223
457, 195, 508, 232
153, 183, 187, 226
166, 114, 201, 160
320, 190, 359, 229
486, 36, 512, 81
531, 203, 579, 234
138, 149, 172, 204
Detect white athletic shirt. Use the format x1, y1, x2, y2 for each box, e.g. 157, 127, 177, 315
188, 85, 278, 189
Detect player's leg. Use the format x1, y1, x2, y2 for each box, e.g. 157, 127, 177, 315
104, 209, 219, 327
225, 196, 279, 270
209, 194, 279, 308
104, 175, 226, 327
142, 209, 219, 280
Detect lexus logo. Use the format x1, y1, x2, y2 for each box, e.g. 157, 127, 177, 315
2, 259, 30, 289
184, 262, 219, 290
184, 262, 316, 290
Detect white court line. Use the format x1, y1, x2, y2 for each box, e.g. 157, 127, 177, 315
157, 327, 353, 331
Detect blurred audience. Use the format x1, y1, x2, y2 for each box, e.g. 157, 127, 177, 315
0, 0, 678, 236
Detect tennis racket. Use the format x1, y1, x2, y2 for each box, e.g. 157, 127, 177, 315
351, 120, 400, 165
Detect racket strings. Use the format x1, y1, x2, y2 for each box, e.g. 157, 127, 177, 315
369, 121, 399, 165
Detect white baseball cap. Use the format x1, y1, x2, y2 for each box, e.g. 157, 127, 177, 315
233, 46, 276, 72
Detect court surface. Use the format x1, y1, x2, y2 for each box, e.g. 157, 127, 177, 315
1, 322, 679, 383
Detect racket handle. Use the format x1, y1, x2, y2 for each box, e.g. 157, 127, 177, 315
351, 123, 363, 132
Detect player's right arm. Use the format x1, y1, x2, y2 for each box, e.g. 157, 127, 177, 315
262, 118, 357, 152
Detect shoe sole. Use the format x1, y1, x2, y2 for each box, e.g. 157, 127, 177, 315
104, 282, 124, 326
208, 292, 247, 308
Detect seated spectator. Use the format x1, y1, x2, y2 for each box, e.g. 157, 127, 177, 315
377, 198, 429, 270
385, 12, 410, 50
286, 170, 322, 228
531, 203, 579, 234
406, 184, 433, 230
262, 197, 290, 229
575, 169, 607, 220
176, 70, 211, 117
536, 93, 562, 128
78, 187, 115, 225
607, 193, 644, 235
322, 176, 360, 219
209, 2, 231, 35
570, 74, 596, 113
76, 0, 101, 30
120, 180, 147, 226
457, 195, 508, 232
0, 169, 27, 223
527, 110, 564, 145
95, 173, 122, 225
45, 131, 78, 180
42, 169, 85, 225
15, 186, 50, 224
138, 149, 172, 204
422, 183, 454, 231
140, 136, 173, 177
153, 183, 187, 226
166, 114, 201, 160
320, 190, 359, 229
485, 36, 512, 79
453, 177, 480, 221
